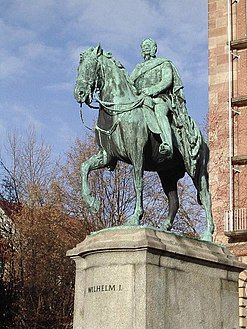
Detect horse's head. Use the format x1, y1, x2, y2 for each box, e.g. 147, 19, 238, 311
74, 45, 103, 105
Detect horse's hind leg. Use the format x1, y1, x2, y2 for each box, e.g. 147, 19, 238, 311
80, 149, 111, 213
193, 170, 215, 242
158, 172, 179, 231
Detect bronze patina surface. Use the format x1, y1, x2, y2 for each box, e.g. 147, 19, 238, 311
74, 39, 214, 241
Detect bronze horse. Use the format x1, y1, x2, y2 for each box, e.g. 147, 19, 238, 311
74, 46, 214, 241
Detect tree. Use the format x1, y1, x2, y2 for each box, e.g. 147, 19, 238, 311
10, 204, 85, 329
0, 201, 17, 328
0, 130, 85, 329
0, 129, 58, 206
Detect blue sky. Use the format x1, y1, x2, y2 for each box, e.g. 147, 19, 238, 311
0, 0, 208, 156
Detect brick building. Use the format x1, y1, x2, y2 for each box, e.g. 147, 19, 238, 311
208, 0, 247, 326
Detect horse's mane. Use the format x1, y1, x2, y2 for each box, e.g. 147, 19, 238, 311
101, 50, 136, 91
102, 51, 124, 68
80, 46, 137, 96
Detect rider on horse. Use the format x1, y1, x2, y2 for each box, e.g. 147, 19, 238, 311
74, 43, 214, 241
131, 38, 202, 177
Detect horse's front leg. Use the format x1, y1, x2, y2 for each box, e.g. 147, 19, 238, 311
80, 149, 110, 213
125, 156, 144, 226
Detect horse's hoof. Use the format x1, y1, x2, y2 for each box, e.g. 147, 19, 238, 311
124, 216, 140, 226
200, 231, 213, 242
159, 220, 172, 231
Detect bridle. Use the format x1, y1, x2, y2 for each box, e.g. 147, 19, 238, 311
77, 51, 145, 134
77, 55, 103, 131
77, 55, 104, 110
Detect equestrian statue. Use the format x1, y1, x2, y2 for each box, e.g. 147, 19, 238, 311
73, 38, 215, 242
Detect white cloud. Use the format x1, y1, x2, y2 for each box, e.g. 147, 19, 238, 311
44, 82, 73, 92
1, 1, 208, 82
3, 0, 61, 33
0, 102, 44, 132
0, 40, 63, 80
1, 0, 209, 153
0, 11, 64, 80
0, 19, 36, 79
77, 1, 161, 39
0, 52, 25, 78
0, 18, 36, 48
14, 105, 44, 130
63, 0, 207, 82
0, 119, 7, 142
55, 117, 78, 144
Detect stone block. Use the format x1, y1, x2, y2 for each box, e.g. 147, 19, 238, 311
240, 298, 247, 307
67, 227, 246, 329
239, 305, 247, 317
240, 316, 247, 328
240, 286, 247, 298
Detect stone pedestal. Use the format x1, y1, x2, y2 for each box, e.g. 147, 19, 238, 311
67, 227, 246, 329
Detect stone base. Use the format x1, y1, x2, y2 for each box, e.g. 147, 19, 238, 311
67, 227, 246, 329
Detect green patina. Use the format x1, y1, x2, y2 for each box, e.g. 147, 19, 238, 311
73, 39, 214, 242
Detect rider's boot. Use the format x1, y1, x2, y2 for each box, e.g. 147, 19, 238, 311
155, 102, 173, 158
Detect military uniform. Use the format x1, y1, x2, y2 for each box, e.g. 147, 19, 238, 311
131, 57, 174, 157
131, 57, 203, 176
131, 58, 171, 96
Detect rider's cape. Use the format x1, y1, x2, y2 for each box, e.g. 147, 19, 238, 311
132, 58, 203, 177
168, 60, 203, 177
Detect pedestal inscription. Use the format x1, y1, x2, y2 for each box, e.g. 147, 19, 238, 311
82, 265, 133, 329
67, 227, 246, 329
87, 284, 123, 293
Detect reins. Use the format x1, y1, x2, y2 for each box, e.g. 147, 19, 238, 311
77, 51, 145, 134
95, 119, 120, 136
96, 97, 144, 116
79, 103, 93, 131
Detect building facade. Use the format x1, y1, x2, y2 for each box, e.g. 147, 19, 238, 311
208, 0, 247, 327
